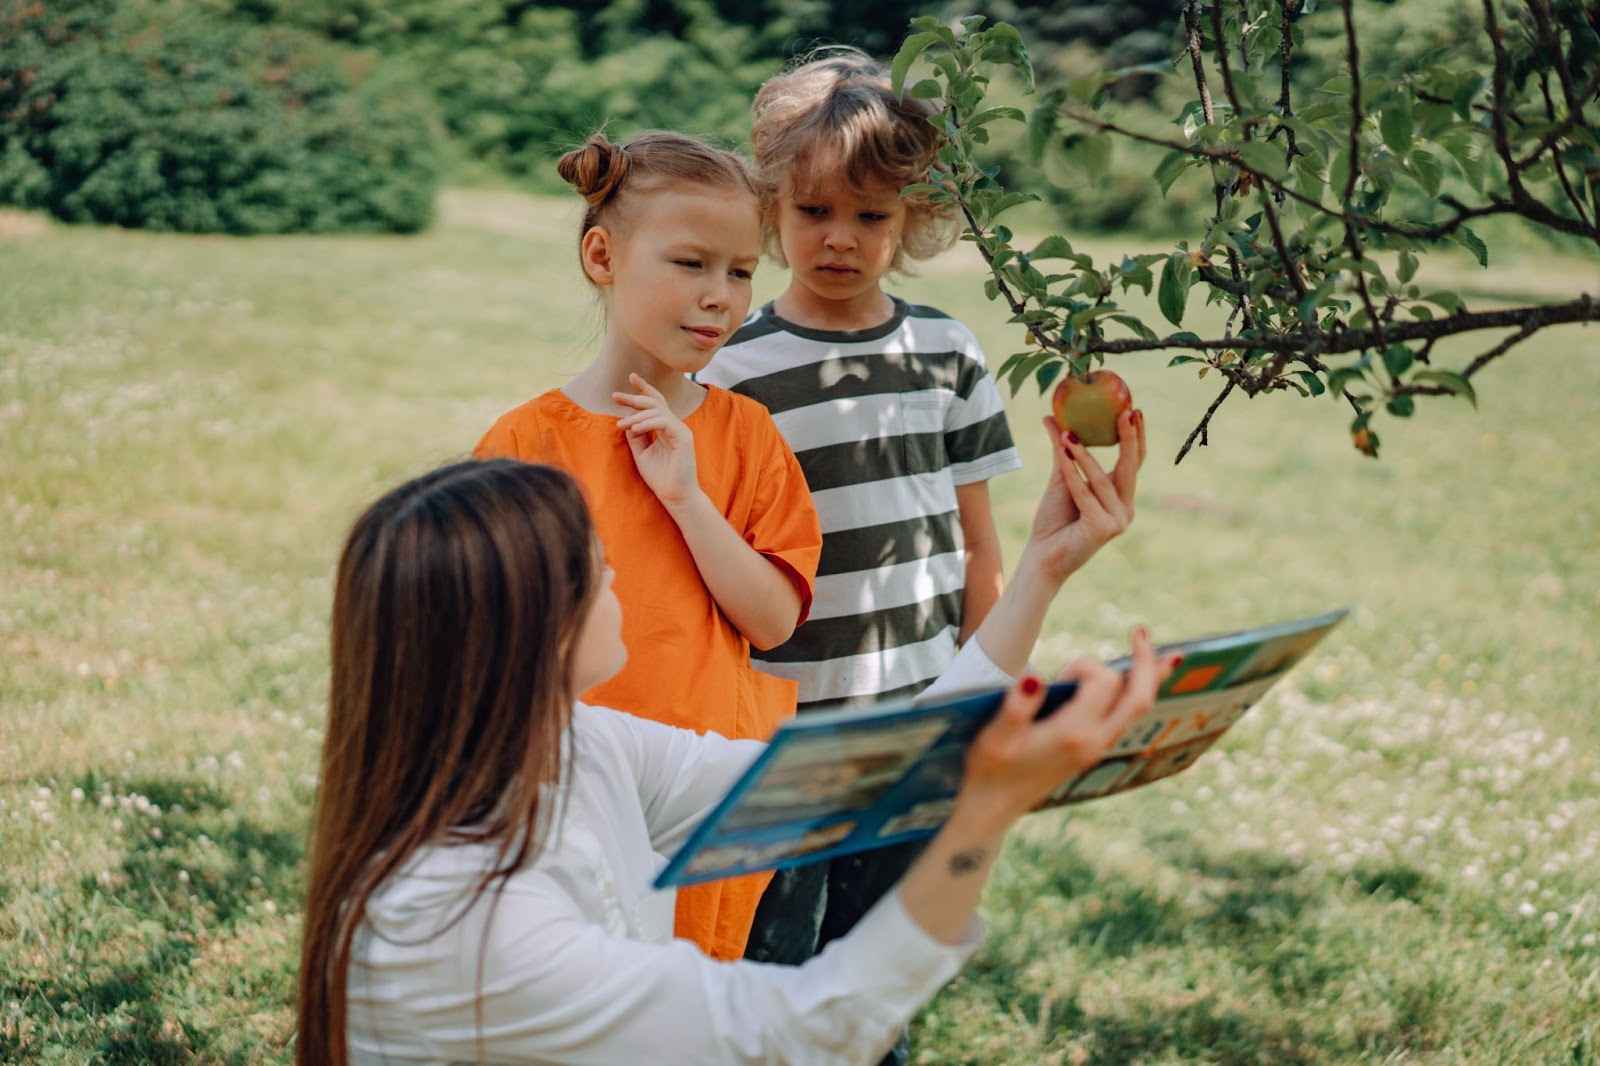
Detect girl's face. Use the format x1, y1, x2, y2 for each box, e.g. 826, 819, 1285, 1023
570, 548, 626, 695
582, 185, 762, 374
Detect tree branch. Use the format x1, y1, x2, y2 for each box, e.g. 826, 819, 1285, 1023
1079, 294, 1599, 356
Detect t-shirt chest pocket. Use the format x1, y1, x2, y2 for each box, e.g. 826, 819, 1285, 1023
895, 393, 948, 478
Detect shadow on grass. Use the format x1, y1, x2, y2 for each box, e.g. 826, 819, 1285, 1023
1, 771, 302, 1063
985, 835, 1450, 1061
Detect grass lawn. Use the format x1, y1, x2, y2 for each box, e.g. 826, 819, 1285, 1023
1, 189, 1597, 1063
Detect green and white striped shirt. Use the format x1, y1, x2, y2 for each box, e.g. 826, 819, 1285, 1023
698, 297, 1022, 711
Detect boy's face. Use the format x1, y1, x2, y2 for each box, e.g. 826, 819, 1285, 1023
585, 185, 761, 374
776, 174, 906, 313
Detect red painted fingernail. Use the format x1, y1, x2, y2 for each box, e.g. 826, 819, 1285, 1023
1020, 675, 1042, 697
1067, 431, 1082, 445
1167, 654, 1185, 670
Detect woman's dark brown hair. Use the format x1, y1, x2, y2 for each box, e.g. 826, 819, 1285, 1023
296, 460, 597, 1066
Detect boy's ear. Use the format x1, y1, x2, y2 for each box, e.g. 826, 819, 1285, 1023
579, 226, 616, 287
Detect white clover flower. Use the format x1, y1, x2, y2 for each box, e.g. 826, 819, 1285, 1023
1582, 934, 1597, 948
177, 870, 190, 884
70, 788, 84, 803
226, 751, 245, 771
1519, 901, 1538, 918
263, 900, 278, 915
36, 786, 51, 800
1543, 912, 1560, 929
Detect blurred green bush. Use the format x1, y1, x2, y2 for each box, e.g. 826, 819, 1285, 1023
0, 0, 441, 233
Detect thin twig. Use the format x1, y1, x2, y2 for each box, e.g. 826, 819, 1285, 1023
1175, 380, 1236, 465
1539, 73, 1592, 227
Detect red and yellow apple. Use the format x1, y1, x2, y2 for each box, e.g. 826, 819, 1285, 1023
1051, 369, 1133, 447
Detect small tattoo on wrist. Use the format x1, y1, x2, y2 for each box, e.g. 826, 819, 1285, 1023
948, 848, 986, 876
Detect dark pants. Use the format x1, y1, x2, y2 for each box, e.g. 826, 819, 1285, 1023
744, 838, 928, 1066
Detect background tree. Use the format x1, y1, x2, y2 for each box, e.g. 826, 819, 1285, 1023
891, 3, 1599, 460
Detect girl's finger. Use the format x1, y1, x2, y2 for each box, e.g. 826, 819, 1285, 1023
612, 390, 663, 411
623, 415, 670, 436
628, 373, 666, 400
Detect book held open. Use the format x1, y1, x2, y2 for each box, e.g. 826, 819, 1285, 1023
655, 608, 1348, 889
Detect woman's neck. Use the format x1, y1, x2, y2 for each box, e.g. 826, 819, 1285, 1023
562, 329, 704, 419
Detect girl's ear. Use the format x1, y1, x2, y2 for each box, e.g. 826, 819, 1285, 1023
580, 226, 617, 287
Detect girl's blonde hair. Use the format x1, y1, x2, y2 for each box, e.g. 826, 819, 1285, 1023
555, 130, 761, 286
751, 47, 959, 269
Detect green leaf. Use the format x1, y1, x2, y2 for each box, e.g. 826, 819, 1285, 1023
1295, 371, 1326, 396
1007, 350, 1055, 394
1325, 366, 1366, 397
1411, 369, 1478, 407
1074, 134, 1112, 178
909, 78, 943, 100
968, 106, 1027, 127
1381, 344, 1415, 378
1422, 290, 1464, 314
1025, 89, 1065, 162
891, 32, 941, 99
1168, 331, 1203, 345
1397, 250, 1419, 284
1408, 148, 1443, 198
1380, 98, 1414, 155
1035, 360, 1065, 393
1110, 314, 1158, 341
1238, 141, 1288, 181
1168, 355, 1203, 366
1158, 254, 1191, 327
1329, 147, 1353, 200
1028, 235, 1075, 260
1386, 394, 1416, 417
1154, 151, 1189, 196
990, 191, 1042, 219
1454, 226, 1489, 267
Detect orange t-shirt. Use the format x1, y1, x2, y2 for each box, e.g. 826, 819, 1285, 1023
474, 385, 821, 959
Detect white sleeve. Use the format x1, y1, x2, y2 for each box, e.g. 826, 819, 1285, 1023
605, 709, 766, 854
452, 883, 980, 1066
916, 634, 1015, 704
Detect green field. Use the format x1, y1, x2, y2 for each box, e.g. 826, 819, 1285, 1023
2, 190, 1597, 1063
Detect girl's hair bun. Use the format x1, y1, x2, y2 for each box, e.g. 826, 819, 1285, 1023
556, 134, 630, 207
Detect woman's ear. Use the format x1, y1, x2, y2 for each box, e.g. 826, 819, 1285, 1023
579, 226, 616, 287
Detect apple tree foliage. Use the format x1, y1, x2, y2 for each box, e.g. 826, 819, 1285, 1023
890, 3, 1600, 461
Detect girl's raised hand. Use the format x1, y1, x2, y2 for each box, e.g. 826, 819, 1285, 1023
1026, 408, 1145, 584
615, 374, 700, 507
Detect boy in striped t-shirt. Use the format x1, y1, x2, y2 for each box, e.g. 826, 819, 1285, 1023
698, 47, 1034, 1062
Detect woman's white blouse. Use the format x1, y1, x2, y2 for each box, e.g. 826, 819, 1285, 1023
346, 639, 1012, 1065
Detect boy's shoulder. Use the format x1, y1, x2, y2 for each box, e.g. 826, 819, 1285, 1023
895, 301, 994, 367
702, 383, 785, 435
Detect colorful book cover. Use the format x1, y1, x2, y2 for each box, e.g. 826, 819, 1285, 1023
655, 608, 1348, 889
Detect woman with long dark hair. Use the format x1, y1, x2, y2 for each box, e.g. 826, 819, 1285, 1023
299, 421, 1162, 1065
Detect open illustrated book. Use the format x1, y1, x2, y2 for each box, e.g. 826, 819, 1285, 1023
655, 608, 1348, 889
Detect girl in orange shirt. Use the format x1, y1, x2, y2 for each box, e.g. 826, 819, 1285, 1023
475, 131, 822, 960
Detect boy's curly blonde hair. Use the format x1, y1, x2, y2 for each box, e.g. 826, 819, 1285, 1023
751, 47, 959, 271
